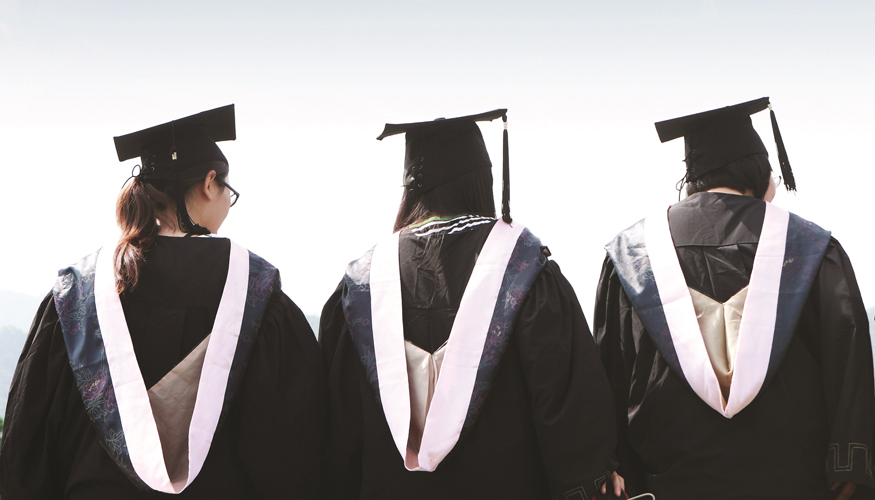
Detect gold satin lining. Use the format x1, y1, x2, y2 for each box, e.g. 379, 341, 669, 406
146, 334, 210, 484
404, 340, 447, 454
689, 287, 747, 401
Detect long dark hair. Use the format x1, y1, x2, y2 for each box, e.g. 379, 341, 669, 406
114, 161, 229, 294
393, 167, 495, 231
685, 154, 772, 200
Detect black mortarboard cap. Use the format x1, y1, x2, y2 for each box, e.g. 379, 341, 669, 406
377, 109, 514, 222
655, 97, 795, 191
113, 104, 236, 235
114, 104, 236, 180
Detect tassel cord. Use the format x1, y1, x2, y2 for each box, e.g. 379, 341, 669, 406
769, 108, 796, 191
501, 115, 512, 223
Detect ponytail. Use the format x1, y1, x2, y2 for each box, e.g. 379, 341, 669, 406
114, 160, 230, 293
114, 177, 176, 294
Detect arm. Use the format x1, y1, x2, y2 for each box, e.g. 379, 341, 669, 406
318, 282, 365, 500
811, 239, 875, 492
593, 255, 648, 495
516, 260, 619, 499
0, 293, 71, 499
234, 291, 328, 499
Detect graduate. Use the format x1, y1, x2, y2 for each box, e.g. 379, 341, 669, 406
0, 105, 327, 499
319, 109, 622, 499
594, 97, 875, 499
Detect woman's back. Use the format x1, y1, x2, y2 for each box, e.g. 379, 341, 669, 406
123, 237, 230, 388
1, 237, 327, 499
399, 215, 493, 352
321, 215, 618, 499
2, 104, 327, 499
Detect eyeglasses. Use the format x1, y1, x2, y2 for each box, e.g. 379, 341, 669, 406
772, 175, 782, 188
219, 180, 240, 207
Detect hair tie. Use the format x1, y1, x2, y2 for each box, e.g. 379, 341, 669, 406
120, 164, 144, 190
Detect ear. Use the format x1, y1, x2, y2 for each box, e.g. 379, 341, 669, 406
200, 170, 218, 201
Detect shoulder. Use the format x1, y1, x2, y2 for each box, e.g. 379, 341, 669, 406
52, 246, 107, 319
33, 290, 63, 339
818, 234, 857, 274
344, 246, 375, 285
534, 259, 571, 287
518, 259, 580, 310
56, 246, 104, 279
784, 209, 832, 239
603, 218, 647, 265
776, 209, 834, 265
506, 223, 549, 258
516, 224, 543, 245
228, 243, 284, 292
245, 247, 280, 274
259, 290, 318, 342
13, 291, 67, 372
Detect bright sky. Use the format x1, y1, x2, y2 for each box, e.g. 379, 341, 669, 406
1, 0, 873, 318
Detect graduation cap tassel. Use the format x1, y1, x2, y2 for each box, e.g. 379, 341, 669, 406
501, 115, 512, 223
769, 106, 796, 192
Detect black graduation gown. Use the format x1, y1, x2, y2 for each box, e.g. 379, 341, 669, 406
0, 237, 327, 500
594, 193, 875, 499
319, 218, 618, 500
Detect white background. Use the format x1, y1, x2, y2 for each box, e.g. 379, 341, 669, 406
1, 0, 873, 318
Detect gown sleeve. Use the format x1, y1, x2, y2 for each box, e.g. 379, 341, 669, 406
514, 260, 619, 499
595, 240, 875, 495
0, 293, 74, 499
592, 255, 649, 495
317, 281, 364, 500
810, 239, 875, 491
233, 290, 328, 499
1, 290, 328, 500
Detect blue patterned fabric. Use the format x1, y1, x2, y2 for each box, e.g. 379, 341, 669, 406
605, 213, 831, 387
342, 228, 547, 431
52, 246, 280, 490
765, 213, 832, 382
605, 219, 683, 381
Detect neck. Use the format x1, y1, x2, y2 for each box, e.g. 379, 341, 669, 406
156, 212, 201, 237
158, 225, 188, 237
156, 205, 211, 237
